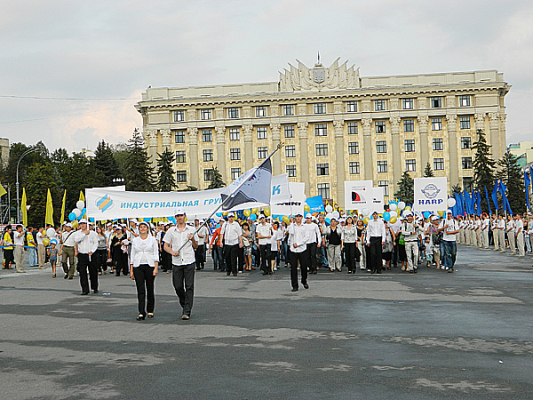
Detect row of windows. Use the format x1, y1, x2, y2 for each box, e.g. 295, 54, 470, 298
172, 96, 472, 122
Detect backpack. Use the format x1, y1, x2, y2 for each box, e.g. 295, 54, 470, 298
432, 231, 443, 246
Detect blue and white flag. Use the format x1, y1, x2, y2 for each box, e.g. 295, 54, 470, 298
525, 170, 531, 210
221, 158, 272, 211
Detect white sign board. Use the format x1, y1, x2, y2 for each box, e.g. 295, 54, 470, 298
371, 187, 384, 213
344, 180, 373, 210
413, 177, 448, 212
271, 182, 306, 217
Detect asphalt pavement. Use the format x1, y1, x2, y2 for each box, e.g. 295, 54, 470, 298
1, 245, 533, 400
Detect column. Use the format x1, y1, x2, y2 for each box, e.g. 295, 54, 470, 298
418, 115, 429, 171
489, 112, 500, 159
499, 114, 507, 160
243, 125, 253, 171
298, 122, 310, 196
270, 123, 282, 175
188, 128, 199, 188
334, 120, 345, 207
161, 129, 171, 149
446, 115, 458, 187
362, 118, 373, 181
215, 127, 227, 182
390, 117, 401, 194
146, 130, 158, 170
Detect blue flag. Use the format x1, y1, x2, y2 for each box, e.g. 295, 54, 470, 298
464, 191, 473, 215
499, 179, 513, 216
476, 189, 482, 216
455, 192, 463, 216
525, 170, 531, 210
484, 186, 492, 215
491, 180, 499, 212
305, 195, 325, 213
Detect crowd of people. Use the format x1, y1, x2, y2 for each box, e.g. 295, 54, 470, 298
2, 207, 531, 320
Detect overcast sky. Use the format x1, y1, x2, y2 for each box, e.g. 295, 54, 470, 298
1, 0, 532, 155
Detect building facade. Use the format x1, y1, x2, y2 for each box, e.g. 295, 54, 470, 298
509, 141, 533, 168
136, 59, 509, 207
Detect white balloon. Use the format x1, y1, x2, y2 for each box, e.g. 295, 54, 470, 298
361, 207, 370, 217
46, 228, 56, 238
390, 211, 398, 218
398, 201, 406, 210
73, 208, 81, 217
447, 198, 456, 208
76, 200, 85, 210
325, 205, 333, 213
332, 211, 340, 219
389, 203, 397, 211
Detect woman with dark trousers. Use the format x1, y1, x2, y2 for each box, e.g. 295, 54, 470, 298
111, 227, 129, 276
96, 226, 109, 275
341, 217, 359, 274
130, 221, 159, 320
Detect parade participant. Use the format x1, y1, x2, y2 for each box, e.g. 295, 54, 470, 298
73, 219, 99, 295
475, 215, 482, 248
497, 215, 506, 252
515, 214, 525, 257
96, 226, 109, 275
527, 216, 533, 254
491, 215, 499, 251
481, 214, 490, 249
401, 211, 419, 273
439, 210, 459, 272
194, 219, 209, 270
255, 214, 272, 276
426, 216, 441, 269
241, 222, 254, 271
48, 241, 58, 277
36, 227, 46, 269
14, 225, 26, 273
163, 208, 197, 320
382, 219, 395, 270
317, 214, 329, 270
341, 216, 358, 274
270, 221, 282, 272
365, 211, 386, 274
325, 218, 342, 272
130, 221, 159, 321
209, 221, 225, 271
356, 218, 366, 271
506, 215, 515, 254
287, 211, 310, 291
388, 216, 402, 268
60, 223, 76, 279
3, 225, 14, 269
305, 213, 321, 274
111, 226, 129, 276
220, 213, 243, 276
26, 227, 38, 268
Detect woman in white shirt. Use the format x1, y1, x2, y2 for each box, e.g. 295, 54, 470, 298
130, 221, 159, 321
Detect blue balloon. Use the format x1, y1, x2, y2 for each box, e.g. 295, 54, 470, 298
216, 212, 222, 217
250, 214, 257, 221
89, 217, 95, 223
383, 211, 390, 221
68, 212, 76, 221
325, 218, 331, 225
423, 211, 431, 219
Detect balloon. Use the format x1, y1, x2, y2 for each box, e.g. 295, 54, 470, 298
76, 200, 85, 210
282, 215, 290, 224
383, 211, 390, 221
216, 212, 222, 217
71, 221, 78, 229
264, 208, 271, 217
222, 212, 228, 216
46, 228, 56, 238
89, 217, 95, 223
447, 198, 456, 208
423, 211, 431, 219
389, 203, 397, 211
398, 202, 406, 210
304, 204, 310, 212
42, 238, 50, 247
68, 212, 76, 221
437, 211, 445, 217
73, 208, 81, 217
332, 211, 340, 219
325, 218, 331, 225
184, 216, 187, 222
250, 214, 257, 221
251, 208, 258, 214
325, 213, 333, 220
325, 205, 333, 213
361, 207, 371, 217
389, 217, 397, 224
404, 206, 411, 211
243, 209, 251, 217
390, 211, 397, 218
363, 217, 370, 225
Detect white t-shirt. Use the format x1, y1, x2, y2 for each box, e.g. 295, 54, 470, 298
163, 225, 196, 266
442, 219, 459, 242
256, 223, 272, 246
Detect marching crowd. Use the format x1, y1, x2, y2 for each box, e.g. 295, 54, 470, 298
2, 208, 532, 320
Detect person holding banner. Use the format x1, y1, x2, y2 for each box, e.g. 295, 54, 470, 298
401, 211, 420, 273
366, 211, 386, 274
73, 219, 99, 295
287, 212, 310, 291
219, 213, 243, 276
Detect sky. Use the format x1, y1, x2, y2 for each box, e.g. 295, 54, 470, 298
1, 0, 532, 154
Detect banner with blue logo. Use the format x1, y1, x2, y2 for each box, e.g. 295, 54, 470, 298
413, 177, 448, 212
305, 195, 325, 213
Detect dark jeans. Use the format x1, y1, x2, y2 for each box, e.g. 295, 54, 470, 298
96, 249, 107, 272
391, 237, 399, 267
344, 242, 358, 272
260, 244, 271, 273
77, 253, 98, 293
195, 244, 205, 269
172, 263, 195, 316
306, 243, 318, 272
213, 245, 225, 271
443, 240, 457, 270
224, 244, 239, 275
289, 249, 309, 289
133, 264, 155, 316
369, 237, 383, 272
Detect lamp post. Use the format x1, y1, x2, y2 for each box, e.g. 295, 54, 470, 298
16, 147, 39, 223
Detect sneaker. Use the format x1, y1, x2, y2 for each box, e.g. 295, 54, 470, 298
182, 314, 190, 320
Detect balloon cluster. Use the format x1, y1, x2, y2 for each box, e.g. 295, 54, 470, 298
68, 200, 86, 223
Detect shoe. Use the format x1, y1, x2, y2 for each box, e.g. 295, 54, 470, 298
53, 274, 56, 278
182, 314, 190, 320
377, 270, 382, 274
330, 269, 335, 272
447, 268, 454, 273
64, 275, 68, 279
303, 283, 309, 289
371, 270, 375, 274
291, 288, 298, 292
68, 276, 73, 280
136, 314, 145, 321
147, 313, 154, 319
347, 271, 352, 274
93, 289, 99, 294
414, 269, 417, 274
16, 270, 26, 273
80, 292, 89, 295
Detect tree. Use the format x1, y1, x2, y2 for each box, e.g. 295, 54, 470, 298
94, 140, 122, 187
124, 129, 154, 191
394, 171, 414, 205
423, 162, 434, 177
156, 148, 176, 192
207, 167, 225, 189
179, 185, 198, 192
452, 184, 462, 194
25, 163, 59, 227
497, 150, 525, 214
472, 129, 496, 213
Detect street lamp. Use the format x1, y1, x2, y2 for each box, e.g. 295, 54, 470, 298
16, 147, 39, 223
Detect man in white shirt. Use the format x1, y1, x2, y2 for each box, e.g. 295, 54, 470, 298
491, 215, 499, 251
256, 214, 272, 275
365, 211, 386, 274
481, 214, 490, 249
401, 211, 419, 273
288, 212, 310, 291
163, 208, 198, 320
219, 212, 243, 277
14, 224, 26, 273
305, 214, 321, 274
73, 219, 99, 295
515, 215, 525, 257
194, 218, 209, 270
497, 215, 506, 252
506, 216, 515, 254
438, 211, 459, 272
60, 223, 77, 279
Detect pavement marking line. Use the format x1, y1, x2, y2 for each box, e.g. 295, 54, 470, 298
415, 378, 511, 393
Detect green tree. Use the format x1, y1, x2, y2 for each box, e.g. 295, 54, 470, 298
156, 148, 176, 192
25, 163, 59, 227
124, 128, 154, 191
394, 171, 414, 205
472, 129, 496, 213
179, 185, 198, 192
94, 140, 122, 187
497, 150, 525, 214
452, 184, 462, 194
423, 162, 434, 177
207, 167, 225, 189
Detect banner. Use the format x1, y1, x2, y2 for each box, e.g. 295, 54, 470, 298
371, 187, 384, 213
305, 195, 325, 214
86, 174, 291, 220
413, 177, 447, 212
344, 180, 373, 210
271, 182, 306, 217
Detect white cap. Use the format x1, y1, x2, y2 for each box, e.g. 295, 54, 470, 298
199, 219, 204, 224
79, 219, 87, 224
158, 222, 165, 225
404, 211, 413, 217
106, 222, 112, 226
65, 223, 72, 228
228, 212, 235, 217
295, 211, 303, 217
174, 207, 185, 216
305, 213, 312, 219
88, 221, 94, 226
446, 209, 453, 214
431, 215, 439, 221
138, 221, 150, 228
130, 219, 138, 224
259, 214, 265, 219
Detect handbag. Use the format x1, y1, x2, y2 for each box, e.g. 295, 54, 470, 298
398, 233, 405, 246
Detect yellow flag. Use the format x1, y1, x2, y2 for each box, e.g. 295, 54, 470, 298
0, 182, 6, 197
45, 189, 54, 226
60, 190, 66, 224
21, 188, 28, 226
79, 191, 85, 202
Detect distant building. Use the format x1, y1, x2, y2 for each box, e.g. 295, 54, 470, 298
0, 138, 9, 167
136, 59, 509, 207
508, 141, 533, 168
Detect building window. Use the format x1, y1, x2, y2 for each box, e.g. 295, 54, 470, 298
377, 161, 388, 173
346, 101, 357, 112
204, 168, 214, 181
231, 168, 241, 180
174, 130, 185, 143
201, 109, 212, 120
284, 125, 295, 138
257, 126, 267, 140
431, 97, 442, 108
314, 103, 326, 114
433, 158, 444, 170
285, 145, 295, 158
433, 138, 443, 151
459, 95, 470, 107
405, 139, 415, 152
202, 129, 212, 142
175, 151, 186, 163
255, 106, 266, 117
349, 162, 360, 175
227, 107, 239, 119
347, 122, 358, 135
282, 104, 294, 116
203, 149, 213, 162
463, 177, 474, 192
286, 165, 296, 177
460, 116, 471, 130
374, 100, 386, 111
258, 147, 267, 159
176, 170, 187, 183
316, 144, 328, 156
376, 140, 387, 153
317, 183, 330, 199
403, 119, 414, 132
402, 98, 414, 109
375, 121, 386, 133
173, 110, 184, 122
229, 128, 240, 141
230, 148, 241, 160
406, 159, 416, 172
316, 163, 329, 176
462, 157, 473, 169
348, 141, 359, 155
461, 137, 472, 149
315, 123, 327, 136
378, 180, 389, 196
432, 118, 442, 131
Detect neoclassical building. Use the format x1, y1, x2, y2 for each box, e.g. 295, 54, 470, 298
135, 58, 509, 207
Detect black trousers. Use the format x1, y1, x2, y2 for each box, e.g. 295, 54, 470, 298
77, 253, 98, 293
172, 263, 195, 316
289, 249, 309, 289
260, 244, 271, 274
391, 236, 399, 267
96, 249, 107, 272
4, 249, 14, 265
344, 242, 358, 272
224, 244, 239, 276
133, 264, 155, 316
237, 246, 244, 272
306, 243, 318, 272
195, 244, 205, 269
369, 237, 383, 272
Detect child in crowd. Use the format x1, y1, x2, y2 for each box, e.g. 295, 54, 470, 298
424, 237, 433, 268
48, 241, 58, 278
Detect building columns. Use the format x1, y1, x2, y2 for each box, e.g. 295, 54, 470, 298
418, 116, 429, 172
334, 120, 345, 207
390, 117, 401, 195
243, 125, 253, 171
298, 122, 310, 196
188, 128, 199, 188
489, 112, 501, 159
446, 115, 458, 187
215, 127, 227, 183
362, 118, 373, 181
270, 123, 282, 176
